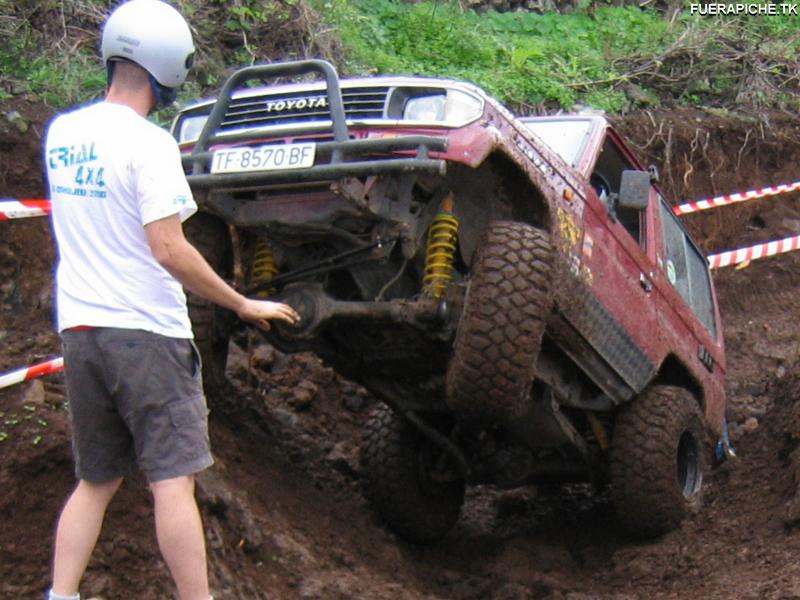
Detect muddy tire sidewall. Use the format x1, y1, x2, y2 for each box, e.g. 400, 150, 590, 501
445, 221, 553, 425
360, 404, 465, 543
184, 212, 235, 397
610, 384, 707, 538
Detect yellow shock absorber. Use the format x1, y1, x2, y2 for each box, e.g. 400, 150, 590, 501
250, 237, 279, 298
423, 193, 459, 299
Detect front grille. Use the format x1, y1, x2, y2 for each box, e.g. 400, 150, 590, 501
219, 87, 389, 133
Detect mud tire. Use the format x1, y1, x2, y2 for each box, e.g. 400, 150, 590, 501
360, 404, 465, 544
184, 212, 235, 396
610, 385, 707, 538
446, 221, 553, 424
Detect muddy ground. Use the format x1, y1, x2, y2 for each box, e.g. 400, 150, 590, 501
2, 104, 800, 599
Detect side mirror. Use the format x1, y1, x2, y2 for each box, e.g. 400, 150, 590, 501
618, 170, 650, 211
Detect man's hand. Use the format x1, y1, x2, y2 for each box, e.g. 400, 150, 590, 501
146, 215, 301, 331
235, 297, 301, 331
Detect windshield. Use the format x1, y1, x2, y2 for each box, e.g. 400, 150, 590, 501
520, 118, 594, 169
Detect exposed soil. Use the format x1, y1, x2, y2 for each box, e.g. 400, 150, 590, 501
2, 103, 800, 600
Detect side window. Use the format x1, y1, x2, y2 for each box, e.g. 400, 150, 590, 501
659, 199, 717, 337
590, 136, 642, 244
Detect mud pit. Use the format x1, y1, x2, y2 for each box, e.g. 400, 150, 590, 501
2, 105, 800, 599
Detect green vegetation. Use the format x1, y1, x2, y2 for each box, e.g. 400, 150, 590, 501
0, 0, 798, 115
0, 0, 108, 107
321, 0, 663, 111
320, 0, 800, 113
0, 403, 50, 445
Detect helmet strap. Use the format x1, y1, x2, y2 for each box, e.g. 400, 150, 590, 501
148, 75, 178, 109
106, 61, 115, 89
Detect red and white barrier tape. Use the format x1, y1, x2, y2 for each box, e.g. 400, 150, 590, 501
708, 234, 800, 269
674, 179, 800, 215
0, 357, 64, 390
0, 199, 52, 220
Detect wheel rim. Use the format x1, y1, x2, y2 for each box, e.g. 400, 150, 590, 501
677, 431, 702, 498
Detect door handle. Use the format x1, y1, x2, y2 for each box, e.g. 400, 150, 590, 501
639, 272, 653, 293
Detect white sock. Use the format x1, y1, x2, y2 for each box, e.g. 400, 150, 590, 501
48, 591, 80, 600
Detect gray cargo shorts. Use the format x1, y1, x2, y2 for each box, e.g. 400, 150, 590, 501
61, 327, 214, 483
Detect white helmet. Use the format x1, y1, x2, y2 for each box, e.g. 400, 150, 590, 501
101, 0, 195, 89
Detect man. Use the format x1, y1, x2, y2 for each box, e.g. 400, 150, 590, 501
44, 2, 300, 599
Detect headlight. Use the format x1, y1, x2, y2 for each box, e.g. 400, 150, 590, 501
402, 89, 483, 126
177, 114, 209, 144
404, 95, 447, 121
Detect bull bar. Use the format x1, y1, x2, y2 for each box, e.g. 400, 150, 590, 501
182, 59, 449, 187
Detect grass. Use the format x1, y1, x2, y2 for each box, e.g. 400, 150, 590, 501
318, 0, 800, 114
0, 0, 797, 115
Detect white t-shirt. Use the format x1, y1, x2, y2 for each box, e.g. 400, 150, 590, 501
46, 101, 198, 338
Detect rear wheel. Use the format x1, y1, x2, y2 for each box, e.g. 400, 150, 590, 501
360, 404, 465, 543
610, 385, 707, 538
446, 221, 553, 425
184, 212, 235, 396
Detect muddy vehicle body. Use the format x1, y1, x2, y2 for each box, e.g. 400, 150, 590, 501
173, 59, 727, 542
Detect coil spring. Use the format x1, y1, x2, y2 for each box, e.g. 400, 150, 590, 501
423, 194, 459, 299
250, 237, 278, 297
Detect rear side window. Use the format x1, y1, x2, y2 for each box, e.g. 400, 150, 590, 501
659, 200, 717, 338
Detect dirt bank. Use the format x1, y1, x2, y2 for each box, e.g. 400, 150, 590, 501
2, 103, 800, 599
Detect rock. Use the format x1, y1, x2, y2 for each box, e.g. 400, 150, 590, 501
325, 441, 358, 477
341, 387, 366, 413
728, 421, 744, 442
225, 340, 249, 376
4, 110, 28, 133
10, 81, 28, 95
272, 407, 299, 428
0, 279, 15, 302
743, 417, 759, 432
290, 381, 318, 411
623, 82, 656, 106
22, 379, 46, 405
251, 343, 276, 370
782, 217, 800, 232
37, 286, 54, 313
754, 341, 795, 361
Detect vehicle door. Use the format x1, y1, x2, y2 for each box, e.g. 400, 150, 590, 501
572, 128, 663, 401
648, 197, 726, 426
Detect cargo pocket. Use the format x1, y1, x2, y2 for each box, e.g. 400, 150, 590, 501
167, 397, 210, 462
168, 397, 206, 428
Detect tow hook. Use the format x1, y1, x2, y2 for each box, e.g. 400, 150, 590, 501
714, 416, 737, 463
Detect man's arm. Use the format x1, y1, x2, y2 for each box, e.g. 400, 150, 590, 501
145, 214, 299, 331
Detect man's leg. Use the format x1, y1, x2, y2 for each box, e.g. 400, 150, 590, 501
151, 475, 210, 600
51, 477, 123, 596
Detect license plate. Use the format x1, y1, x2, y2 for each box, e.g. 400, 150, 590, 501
210, 142, 316, 174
